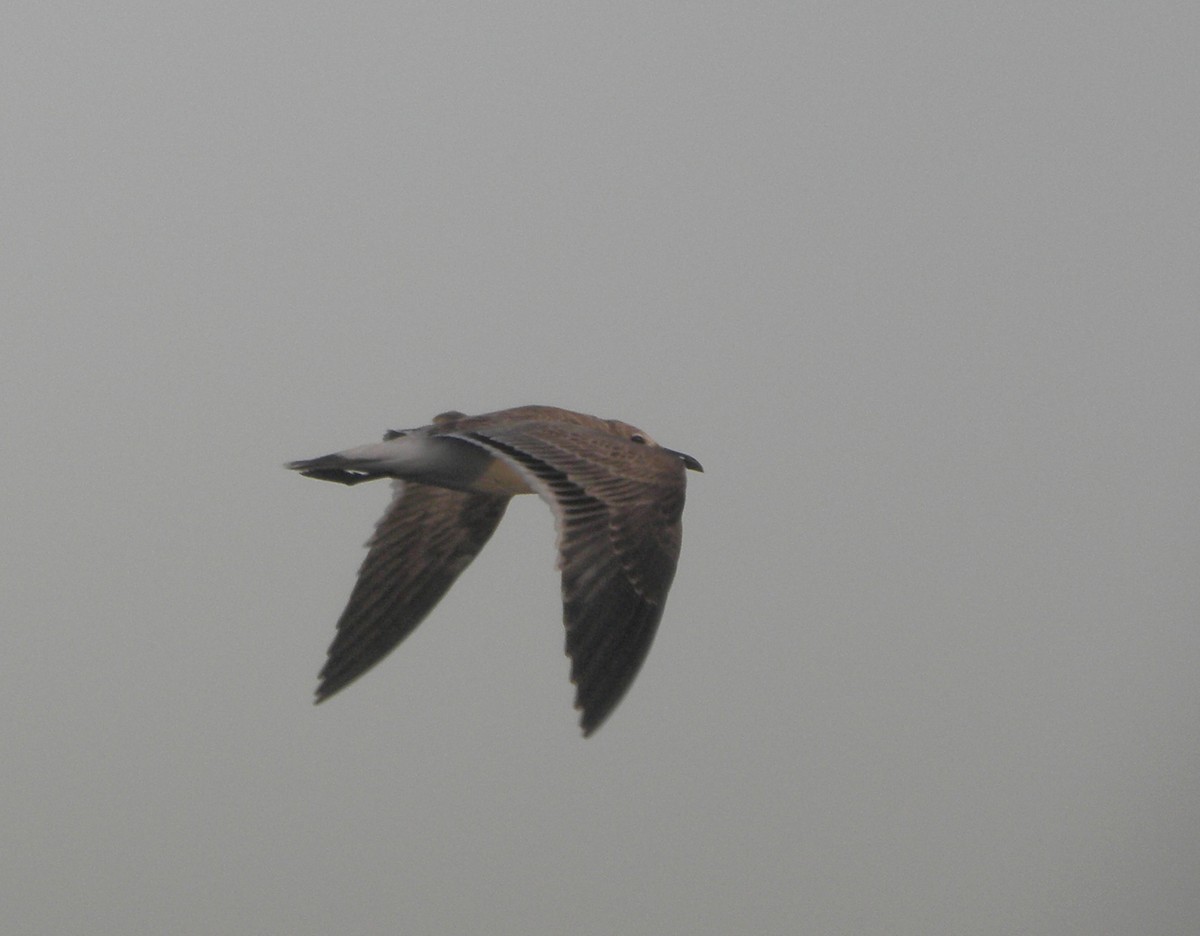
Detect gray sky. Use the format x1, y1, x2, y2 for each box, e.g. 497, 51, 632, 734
4, 3, 1199, 934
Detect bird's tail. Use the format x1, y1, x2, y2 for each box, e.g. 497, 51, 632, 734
285, 453, 381, 485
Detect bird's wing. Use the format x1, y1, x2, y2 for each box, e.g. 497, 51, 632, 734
315, 481, 509, 702
448, 422, 688, 735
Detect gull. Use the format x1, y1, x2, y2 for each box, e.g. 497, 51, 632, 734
287, 404, 703, 736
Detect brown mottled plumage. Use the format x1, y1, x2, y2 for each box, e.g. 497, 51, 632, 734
287, 405, 702, 736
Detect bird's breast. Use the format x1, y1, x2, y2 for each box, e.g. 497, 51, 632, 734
411, 434, 533, 495
469, 455, 535, 495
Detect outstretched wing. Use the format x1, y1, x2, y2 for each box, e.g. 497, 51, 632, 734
450, 422, 688, 735
316, 481, 510, 702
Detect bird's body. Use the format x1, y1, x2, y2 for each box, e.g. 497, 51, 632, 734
287, 405, 702, 735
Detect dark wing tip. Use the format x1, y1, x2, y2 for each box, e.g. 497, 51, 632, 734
306, 487, 511, 712
313, 676, 347, 704
571, 683, 635, 738
313, 658, 358, 703
566, 596, 668, 737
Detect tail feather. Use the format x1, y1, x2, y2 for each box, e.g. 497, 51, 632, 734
286, 434, 494, 489
286, 454, 379, 486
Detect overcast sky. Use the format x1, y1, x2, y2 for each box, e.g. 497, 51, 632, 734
4, 3, 1199, 934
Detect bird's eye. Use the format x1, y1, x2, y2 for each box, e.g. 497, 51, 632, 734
631, 434, 646, 444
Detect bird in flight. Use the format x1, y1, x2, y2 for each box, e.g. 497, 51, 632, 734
287, 404, 703, 735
